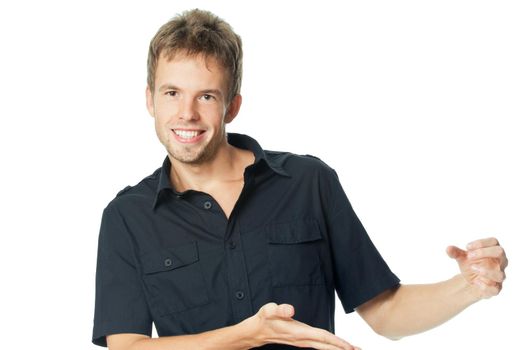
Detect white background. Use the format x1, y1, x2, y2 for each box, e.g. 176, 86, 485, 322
1, 0, 525, 349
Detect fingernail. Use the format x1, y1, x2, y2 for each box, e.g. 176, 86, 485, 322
471, 265, 481, 272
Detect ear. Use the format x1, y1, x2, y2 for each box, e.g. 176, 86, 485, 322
225, 94, 242, 124
146, 85, 155, 118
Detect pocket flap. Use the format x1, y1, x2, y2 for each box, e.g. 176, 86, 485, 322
266, 219, 322, 244
142, 241, 199, 274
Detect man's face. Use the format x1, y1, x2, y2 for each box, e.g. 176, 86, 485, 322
147, 53, 239, 165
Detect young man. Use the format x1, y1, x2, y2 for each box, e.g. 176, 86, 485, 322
92, 9, 508, 350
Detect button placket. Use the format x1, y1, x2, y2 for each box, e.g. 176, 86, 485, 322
225, 227, 253, 321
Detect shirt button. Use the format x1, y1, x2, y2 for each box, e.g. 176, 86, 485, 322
235, 291, 245, 300
164, 258, 172, 267
229, 240, 236, 249
203, 201, 212, 209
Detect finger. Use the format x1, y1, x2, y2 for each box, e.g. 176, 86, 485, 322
501, 255, 509, 269
259, 302, 278, 318
321, 330, 357, 350
302, 336, 356, 350
473, 278, 502, 298
295, 342, 357, 350
467, 237, 500, 250
277, 304, 295, 318
471, 264, 506, 283
317, 331, 354, 350
259, 302, 295, 319
295, 325, 355, 350
446, 245, 466, 260
292, 339, 356, 350
467, 245, 505, 260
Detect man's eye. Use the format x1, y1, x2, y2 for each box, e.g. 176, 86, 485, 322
166, 91, 177, 97
201, 94, 214, 101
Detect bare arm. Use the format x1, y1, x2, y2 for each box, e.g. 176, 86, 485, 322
107, 323, 252, 350
357, 275, 479, 339
357, 237, 508, 340
108, 303, 360, 350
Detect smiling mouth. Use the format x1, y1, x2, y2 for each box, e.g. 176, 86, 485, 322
174, 129, 202, 138
172, 129, 206, 142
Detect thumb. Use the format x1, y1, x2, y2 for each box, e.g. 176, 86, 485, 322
446, 245, 467, 261
277, 304, 295, 318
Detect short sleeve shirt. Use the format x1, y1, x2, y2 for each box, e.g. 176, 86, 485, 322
92, 133, 400, 348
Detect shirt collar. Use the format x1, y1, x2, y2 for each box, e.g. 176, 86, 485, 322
153, 133, 290, 208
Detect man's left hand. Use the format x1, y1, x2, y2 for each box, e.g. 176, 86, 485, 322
446, 237, 508, 299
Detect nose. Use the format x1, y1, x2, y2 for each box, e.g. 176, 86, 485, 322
179, 97, 198, 121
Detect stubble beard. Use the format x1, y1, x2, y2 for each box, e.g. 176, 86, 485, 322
166, 127, 226, 165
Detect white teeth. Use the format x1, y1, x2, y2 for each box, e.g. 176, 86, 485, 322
174, 130, 200, 139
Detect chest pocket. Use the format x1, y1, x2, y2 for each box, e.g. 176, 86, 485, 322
266, 219, 326, 287
141, 241, 210, 316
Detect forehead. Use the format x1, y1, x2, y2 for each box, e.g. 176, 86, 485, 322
155, 52, 228, 91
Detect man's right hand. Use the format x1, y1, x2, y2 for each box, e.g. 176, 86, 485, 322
107, 303, 360, 350
242, 302, 360, 350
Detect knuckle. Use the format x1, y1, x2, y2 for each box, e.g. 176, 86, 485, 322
495, 272, 503, 282
262, 302, 278, 316
490, 288, 499, 297
489, 282, 502, 296
498, 271, 506, 282
502, 271, 507, 281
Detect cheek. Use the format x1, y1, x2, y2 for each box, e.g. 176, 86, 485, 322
201, 105, 226, 124
156, 109, 177, 128
154, 97, 179, 117
156, 104, 176, 121
153, 112, 173, 138
154, 118, 166, 140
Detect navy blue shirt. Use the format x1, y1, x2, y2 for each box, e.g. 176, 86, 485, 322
92, 133, 400, 348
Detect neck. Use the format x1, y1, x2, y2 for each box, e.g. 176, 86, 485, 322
169, 142, 253, 193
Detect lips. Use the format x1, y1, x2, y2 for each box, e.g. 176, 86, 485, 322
172, 129, 206, 143
174, 129, 201, 139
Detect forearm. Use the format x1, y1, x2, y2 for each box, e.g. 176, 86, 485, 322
375, 274, 480, 339
126, 318, 258, 350
111, 302, 357, 350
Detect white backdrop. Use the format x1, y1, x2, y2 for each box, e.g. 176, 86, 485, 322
1, 1, 525, 349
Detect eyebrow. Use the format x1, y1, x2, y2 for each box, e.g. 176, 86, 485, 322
158, 84, 179, 92
201, 89, 224, 97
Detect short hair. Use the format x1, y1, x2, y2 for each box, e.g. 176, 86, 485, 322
147, 9, 243, 103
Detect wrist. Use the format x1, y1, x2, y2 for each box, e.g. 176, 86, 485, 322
237, 315, 266, 348
454, 274, 483, 304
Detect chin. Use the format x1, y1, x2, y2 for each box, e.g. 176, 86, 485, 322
166, 146, 205, 164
